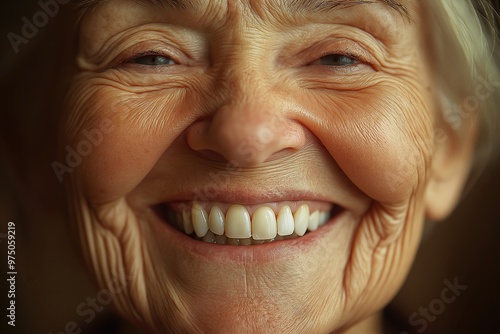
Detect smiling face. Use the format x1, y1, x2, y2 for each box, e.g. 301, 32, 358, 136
60, 0, 473, 332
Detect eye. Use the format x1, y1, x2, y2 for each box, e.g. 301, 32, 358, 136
313, 54, 360, 67
130, 54, 176, 66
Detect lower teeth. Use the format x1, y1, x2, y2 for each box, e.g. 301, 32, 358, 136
195, 231, 298, 245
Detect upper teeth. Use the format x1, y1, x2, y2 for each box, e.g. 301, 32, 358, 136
176, 203, 331, 241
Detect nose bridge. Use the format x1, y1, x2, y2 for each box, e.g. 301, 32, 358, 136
216, 44, 270, 103
185, 31, 306, 167
214, 36, 278, 124
212, 17, 274, 96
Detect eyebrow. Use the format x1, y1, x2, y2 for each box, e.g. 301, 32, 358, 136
289, 0, 409, 17
76, 0, 409, 19
76, 0, 194, 11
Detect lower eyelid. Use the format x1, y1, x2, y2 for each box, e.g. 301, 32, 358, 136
307, 63, 375, 76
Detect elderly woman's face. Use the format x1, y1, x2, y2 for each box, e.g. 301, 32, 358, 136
63, 0, 445, 332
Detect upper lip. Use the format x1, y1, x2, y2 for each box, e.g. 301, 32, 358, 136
133, 157, 368, 214
143, 186, 365, 214
173, 189, 333, 204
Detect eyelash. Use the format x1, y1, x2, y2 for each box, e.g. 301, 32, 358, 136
111, 50, 179, 68
312, 51, 364, 67
117, 50, 178, 68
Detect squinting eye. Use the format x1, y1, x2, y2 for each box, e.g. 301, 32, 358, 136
131, 55, 176, 66
315, 54, 360, 66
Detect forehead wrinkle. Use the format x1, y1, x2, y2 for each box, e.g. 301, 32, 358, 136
76, 0, 202, 12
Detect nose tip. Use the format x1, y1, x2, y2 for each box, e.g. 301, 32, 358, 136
186, 103, 306, 167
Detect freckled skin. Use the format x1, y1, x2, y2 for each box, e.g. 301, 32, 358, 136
60, 0, 473, 333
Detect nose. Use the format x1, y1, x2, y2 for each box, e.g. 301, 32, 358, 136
186, 99, 306, 167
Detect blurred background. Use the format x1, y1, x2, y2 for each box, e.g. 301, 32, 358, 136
1, 1, 499, 333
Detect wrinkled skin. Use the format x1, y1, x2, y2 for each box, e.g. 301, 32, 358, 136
60, 0, 475, 332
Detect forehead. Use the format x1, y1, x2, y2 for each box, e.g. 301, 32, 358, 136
77, 0, 416, 43
77, 0, 413, 21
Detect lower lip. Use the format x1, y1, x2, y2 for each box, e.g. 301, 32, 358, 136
150, 208, 348, 264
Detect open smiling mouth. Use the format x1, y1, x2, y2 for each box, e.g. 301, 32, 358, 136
154, 201, 345, 245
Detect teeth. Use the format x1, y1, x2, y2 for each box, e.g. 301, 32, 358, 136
214, 234, 227, 245
203, 230, 216, 243
240, 238, 252, 246
225, 205, 252, 239
293, 204, 309, 237
319, 211, 330, 225
252, 206, 277, 240
227, 237, 239, 246
192, 203, 209, 237
227, 237, 252, 246
277, 205, 294, 236
308, 211, 320, 231
208, 206, 225, 235
171, 203, 337, 244
182, 209, 194, 235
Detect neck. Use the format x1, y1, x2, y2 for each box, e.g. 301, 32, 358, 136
118, 312, 385, 334
343, 312, 384, 334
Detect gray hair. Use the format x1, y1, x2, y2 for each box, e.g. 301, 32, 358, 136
427, 0, 500, 168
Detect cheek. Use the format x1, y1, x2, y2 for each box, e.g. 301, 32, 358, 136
313, 86, 433, 204
61, 81, 191, 203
